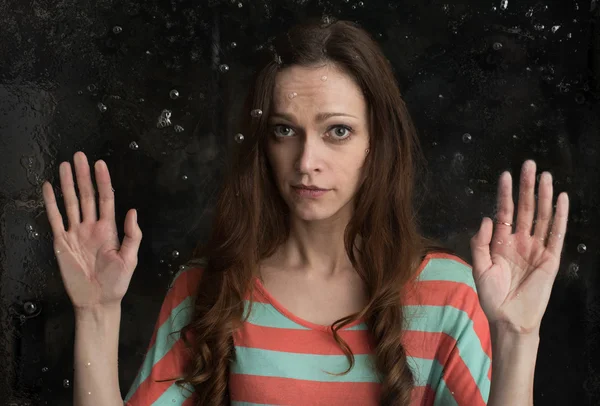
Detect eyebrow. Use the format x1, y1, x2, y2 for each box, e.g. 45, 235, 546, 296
269, 112, 358, 122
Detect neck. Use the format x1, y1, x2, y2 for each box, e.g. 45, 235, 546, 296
273, 214, 360, 278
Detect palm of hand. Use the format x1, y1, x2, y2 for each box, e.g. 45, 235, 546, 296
55, 219, 130, 308
42, 152, 141, 310
471, 160, 569, 335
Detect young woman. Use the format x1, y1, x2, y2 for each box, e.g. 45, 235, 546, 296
42, 18, 569, 406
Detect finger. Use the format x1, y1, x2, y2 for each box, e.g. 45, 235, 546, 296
493, 171, 514, 240
59, 161, 81, 229
515, 160, 536, 236
547, 192, 569, 257
95, 160, 116, 222
73, 152, 98, 223
119, 209, 142, 270
470, 217, 494, 279
41, 181, 66, 237
533, 172, 553, 243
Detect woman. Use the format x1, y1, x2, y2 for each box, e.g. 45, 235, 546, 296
42, 18, 569, 406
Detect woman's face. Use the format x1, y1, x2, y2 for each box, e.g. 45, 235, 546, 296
266, 63, 370, 222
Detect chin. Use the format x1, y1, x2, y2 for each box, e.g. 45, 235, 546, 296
295, 210, 330, 221
288, 203, 341, 222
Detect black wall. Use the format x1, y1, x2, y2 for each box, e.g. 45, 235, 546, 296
1, 0, 599, 405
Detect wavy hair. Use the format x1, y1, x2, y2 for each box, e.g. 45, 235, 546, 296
161, 18, 461, 406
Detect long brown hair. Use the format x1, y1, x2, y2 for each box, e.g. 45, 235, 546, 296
170, 17, 460, 405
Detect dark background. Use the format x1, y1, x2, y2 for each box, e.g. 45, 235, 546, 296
1, 0, 599, 405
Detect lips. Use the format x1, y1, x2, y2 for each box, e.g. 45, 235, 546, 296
292, 185, 329, 191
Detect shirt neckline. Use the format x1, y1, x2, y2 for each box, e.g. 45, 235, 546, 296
252, 276, 366, 333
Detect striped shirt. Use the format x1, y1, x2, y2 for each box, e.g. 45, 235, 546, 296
124, 252, 492, 405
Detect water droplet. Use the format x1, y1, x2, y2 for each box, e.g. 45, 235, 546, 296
170, 89, 180, 99
493, 42, 503, 50
500, 0, 508, 10
250, 109, 263, 117
462, 133, 472, 143
42, 367, 48, 372
321, 75, 328, 81
577, 243, 587, 254
575, 93, 585, 104
182, 175, 188, 180
237, 2, 243, 7
569, 262, 580, 275
465, 187, 474, 196
288, 92, 297, 99
97, 103, 107, 112
23, 302, 37, 314
172, 250, 180, 258
77, 90, 83, 95
551, 25, 561, 33
174, 124, 184, 133
358, 1, 364, 6
234, 133, 245, 143
231, 41, 237, 48
129, 141, 139, 150
138, 98, 145, 103
112, 26, 122, 34
438, 94, 444, 99
87, 84, 96, 92
567, 32, 572, 39
63, 379, 70, 388
157, 109, 172, 128
219, 64, 229, 73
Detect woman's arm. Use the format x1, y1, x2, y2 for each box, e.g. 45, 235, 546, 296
487, 323, 540, 406
74, 304, 124, 406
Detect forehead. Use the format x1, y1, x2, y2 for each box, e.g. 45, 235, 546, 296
272, 64, 366, 114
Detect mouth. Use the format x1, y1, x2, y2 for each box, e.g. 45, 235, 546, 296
292, 185, 330, 191
291, 185, 330, 198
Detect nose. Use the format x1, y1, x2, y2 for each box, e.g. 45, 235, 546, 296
294, 132, 322, 174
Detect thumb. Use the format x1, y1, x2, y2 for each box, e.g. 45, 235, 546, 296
470, 217, 493, 279
119, 209, 142, 270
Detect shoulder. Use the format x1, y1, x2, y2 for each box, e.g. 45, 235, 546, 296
404, 251, 480, 313
416, 251, 476, 292
167, 257, 207, 297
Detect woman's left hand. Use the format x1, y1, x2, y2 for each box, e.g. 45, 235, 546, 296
470, 160, 570, 335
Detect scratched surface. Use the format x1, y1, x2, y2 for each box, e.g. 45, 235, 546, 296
0, 0, 599, 405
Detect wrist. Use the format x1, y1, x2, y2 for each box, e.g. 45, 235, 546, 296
74, 303, 121, 324
490, 321, 540, 346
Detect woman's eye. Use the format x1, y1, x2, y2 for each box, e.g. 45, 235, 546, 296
333, 126, 350, 138
272, 124, 353, 141
273, 125, 295, 137
329, 125, 353, 140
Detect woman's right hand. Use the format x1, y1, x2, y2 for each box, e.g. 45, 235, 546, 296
41, 151, 143, 311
